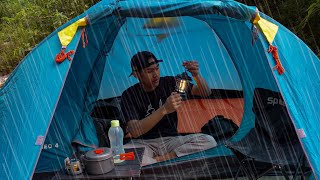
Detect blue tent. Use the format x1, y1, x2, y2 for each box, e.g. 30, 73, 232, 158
0, 0, 319, 179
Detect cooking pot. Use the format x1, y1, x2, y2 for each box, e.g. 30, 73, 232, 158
83, 147, 114, 175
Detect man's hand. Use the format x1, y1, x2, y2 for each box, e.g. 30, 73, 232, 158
183, 61, 199, 77
127, 92, 182, 138
183, 60, 212, 97
163, 92, 182, 114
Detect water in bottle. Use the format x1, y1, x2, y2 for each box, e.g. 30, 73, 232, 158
108, 120, 125, 163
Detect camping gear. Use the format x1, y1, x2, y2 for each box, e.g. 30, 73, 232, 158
64, 157, 83, 175
175, 71, 192, 94
201, 115, 239, 143
92, 117, 112, 147
0, 0, 319, 179
226, 88, 309, 179
251, 88, 299, 144
83, 148, 114, 175
120, 152, 135, 161
108, 120, 125, 164
91, 98, 125, 147
175, 71, 192, 100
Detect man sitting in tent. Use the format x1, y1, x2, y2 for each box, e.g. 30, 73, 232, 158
121, 51, 217, 166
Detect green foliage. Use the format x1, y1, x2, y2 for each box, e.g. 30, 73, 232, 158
298, 0, 320, 54
239, 0, 320, 58
1, 0, 319, 75
0, 0, 99, 75
300, 0, 320, 27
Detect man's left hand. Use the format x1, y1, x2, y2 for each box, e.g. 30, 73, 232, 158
183, 61, 199, 77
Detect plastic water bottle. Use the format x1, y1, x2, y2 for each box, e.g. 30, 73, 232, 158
108, 120, 125, 163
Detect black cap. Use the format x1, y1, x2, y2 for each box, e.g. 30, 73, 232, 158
129, 51, 163, 76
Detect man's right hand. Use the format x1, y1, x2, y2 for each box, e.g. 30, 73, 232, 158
163, 92, 182, 114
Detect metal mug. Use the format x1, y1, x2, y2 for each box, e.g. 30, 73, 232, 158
64, 157, 83, 175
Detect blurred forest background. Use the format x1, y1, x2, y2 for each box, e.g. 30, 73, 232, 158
0, 0, 319, 76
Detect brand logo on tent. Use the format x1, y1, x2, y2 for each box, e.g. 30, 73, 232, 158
267, 97, 285, 106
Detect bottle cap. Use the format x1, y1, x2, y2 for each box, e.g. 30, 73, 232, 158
111, 120, 120, 127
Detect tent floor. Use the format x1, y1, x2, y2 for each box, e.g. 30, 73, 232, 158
139, 155, 311, 180
33, 155, 311, 180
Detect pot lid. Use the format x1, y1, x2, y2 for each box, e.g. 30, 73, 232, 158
85, 147, 113, 161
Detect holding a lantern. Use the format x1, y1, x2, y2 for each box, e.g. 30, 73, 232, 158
120, 51, 216, 166
175, 61, 211, 100
180, 61, 212, 97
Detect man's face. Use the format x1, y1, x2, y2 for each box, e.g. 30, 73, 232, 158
136, 58, 160, 91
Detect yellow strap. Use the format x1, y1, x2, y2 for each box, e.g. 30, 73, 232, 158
58, 17, 87, 47
252, 13, 261, 24
253, 14, 279, 44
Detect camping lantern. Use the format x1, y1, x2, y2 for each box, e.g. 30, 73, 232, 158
175, 71, 192, 97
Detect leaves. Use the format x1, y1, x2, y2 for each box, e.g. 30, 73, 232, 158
238, 0, 319, 58
0, 0, 319, 76
0, 0, 99, 75
298, 0, 320, 29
